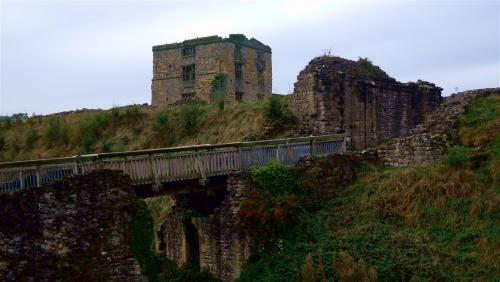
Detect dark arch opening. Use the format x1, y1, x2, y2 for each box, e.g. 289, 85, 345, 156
184, 221, 200, 268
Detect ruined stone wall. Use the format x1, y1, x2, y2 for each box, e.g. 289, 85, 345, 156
0, 170, 144, 281
288, 56, 442, 149
376, 88, 500, 166
151, 35, 272, 107
158, 174, 254, 282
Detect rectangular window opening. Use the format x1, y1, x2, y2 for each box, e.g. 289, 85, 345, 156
182, 47, 195, 57
235, 63, 243, 80
235, 91, 243, 102
182, 64, 196, 81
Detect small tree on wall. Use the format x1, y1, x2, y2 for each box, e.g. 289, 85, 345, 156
210, 74, 227, 112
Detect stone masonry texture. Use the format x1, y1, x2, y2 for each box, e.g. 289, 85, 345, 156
0, 170, 145, 282
158, 173, 253, 282
376, 88, 500, 166
151, 34, 272, 106
288, 56, 442, 149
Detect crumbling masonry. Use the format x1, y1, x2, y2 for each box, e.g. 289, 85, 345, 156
288, 56, 442, 149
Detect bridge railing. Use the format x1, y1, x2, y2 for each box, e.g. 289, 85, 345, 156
0, 134, 347, 193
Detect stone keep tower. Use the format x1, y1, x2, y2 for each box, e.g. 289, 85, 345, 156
151, 34, 272, 106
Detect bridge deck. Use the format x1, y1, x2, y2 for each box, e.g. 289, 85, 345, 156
0, 134, 346, 193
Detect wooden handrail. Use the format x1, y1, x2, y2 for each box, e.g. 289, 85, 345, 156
0, 134, 346, 169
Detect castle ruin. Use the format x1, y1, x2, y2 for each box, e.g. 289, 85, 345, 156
151, 34, 272, 106
288, 56, 443, 149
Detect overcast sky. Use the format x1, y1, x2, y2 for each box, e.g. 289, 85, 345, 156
1, 0, 499, 115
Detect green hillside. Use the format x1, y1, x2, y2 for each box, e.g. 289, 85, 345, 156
0, 96, 294, 162
236, 94, 500, 281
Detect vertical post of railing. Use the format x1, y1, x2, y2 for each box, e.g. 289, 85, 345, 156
341, 136, 347, 152
36, 165, 42, 188
310, 137, 316, 157
195, 151, 207, 186
238, 146, 244, 171
276, 144, 281, 163
149, 154, 161, 192
19, 170, 25, 190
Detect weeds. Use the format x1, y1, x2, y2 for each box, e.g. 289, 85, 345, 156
178, 103, 204, 135
44, 116, 69, 145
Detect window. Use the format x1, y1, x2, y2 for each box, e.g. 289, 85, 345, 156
182, 46, 195, 57
234, 45, 244, 62
257, 71, 264, 86
257, 94, 264, 101
235, 45, 242, 55
256, 51, 265, 71
182, 92, 195, 101
182, 64, 196, 81
235, 91, 243, 101
235, 63, 243, 80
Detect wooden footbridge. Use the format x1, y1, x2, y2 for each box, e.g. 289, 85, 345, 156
0, 134, 347, 194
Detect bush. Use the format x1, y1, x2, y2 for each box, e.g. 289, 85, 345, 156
0, 134, 5, 152
178, 103, 203, 135
25, 127, 38, 148
251, 161, 296, 196
78, 113, 110, 153
152, 110, 171, 135
444, 146, 475, 168
123, 105, 142, 123
264, 95, 293, 126
44, 116, 69, 145
1, 117, 12, 130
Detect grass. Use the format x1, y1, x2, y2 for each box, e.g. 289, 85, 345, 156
238, 93, 500, 281
0, 98, 294, 162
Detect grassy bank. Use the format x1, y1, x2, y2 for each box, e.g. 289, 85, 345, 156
238, 93, 499, 281
0, 95, 294, 162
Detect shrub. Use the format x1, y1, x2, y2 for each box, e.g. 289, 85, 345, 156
1, 117, 12, 130
178, 103, 203, 135
251, 161, 295, 196
240, 162, 299, 240
334, 251, 377, 282
44, 116, 68, 145
264, 95, 294, 126
78, 113, 110, 153
0, 134, 5, 152
123, 105, 142, 123
444, 146, 475, 168
152, 110, 171, 135
25, 127, 38, 148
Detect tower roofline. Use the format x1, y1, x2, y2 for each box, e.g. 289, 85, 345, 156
152, 34, 272, 53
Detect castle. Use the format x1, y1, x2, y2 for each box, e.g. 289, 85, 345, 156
151, 34, 272, 106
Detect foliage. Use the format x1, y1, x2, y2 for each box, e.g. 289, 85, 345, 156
25, 127, 38, 148
44, 116, 69, 145
0, 134, 5, 152
1, 117, 12, 130
459, 94, 500, 146
264, 95, 292, 125
77, 113, 111, 153
239, 94, 500, 281
178, 103, 204, 135
357, 57, 386, 78
444, 146, 475, 168
210, 74, 227, 112
130, 200, 221, 282
151, 109, 177, 146
240, 162, 300, 249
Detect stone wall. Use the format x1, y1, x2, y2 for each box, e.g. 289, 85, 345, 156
0, 170, 144, 281
288, 56, 442, 149
158, 174, 254, 282
151, 34, 272, 106
376, 88, 500, 166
